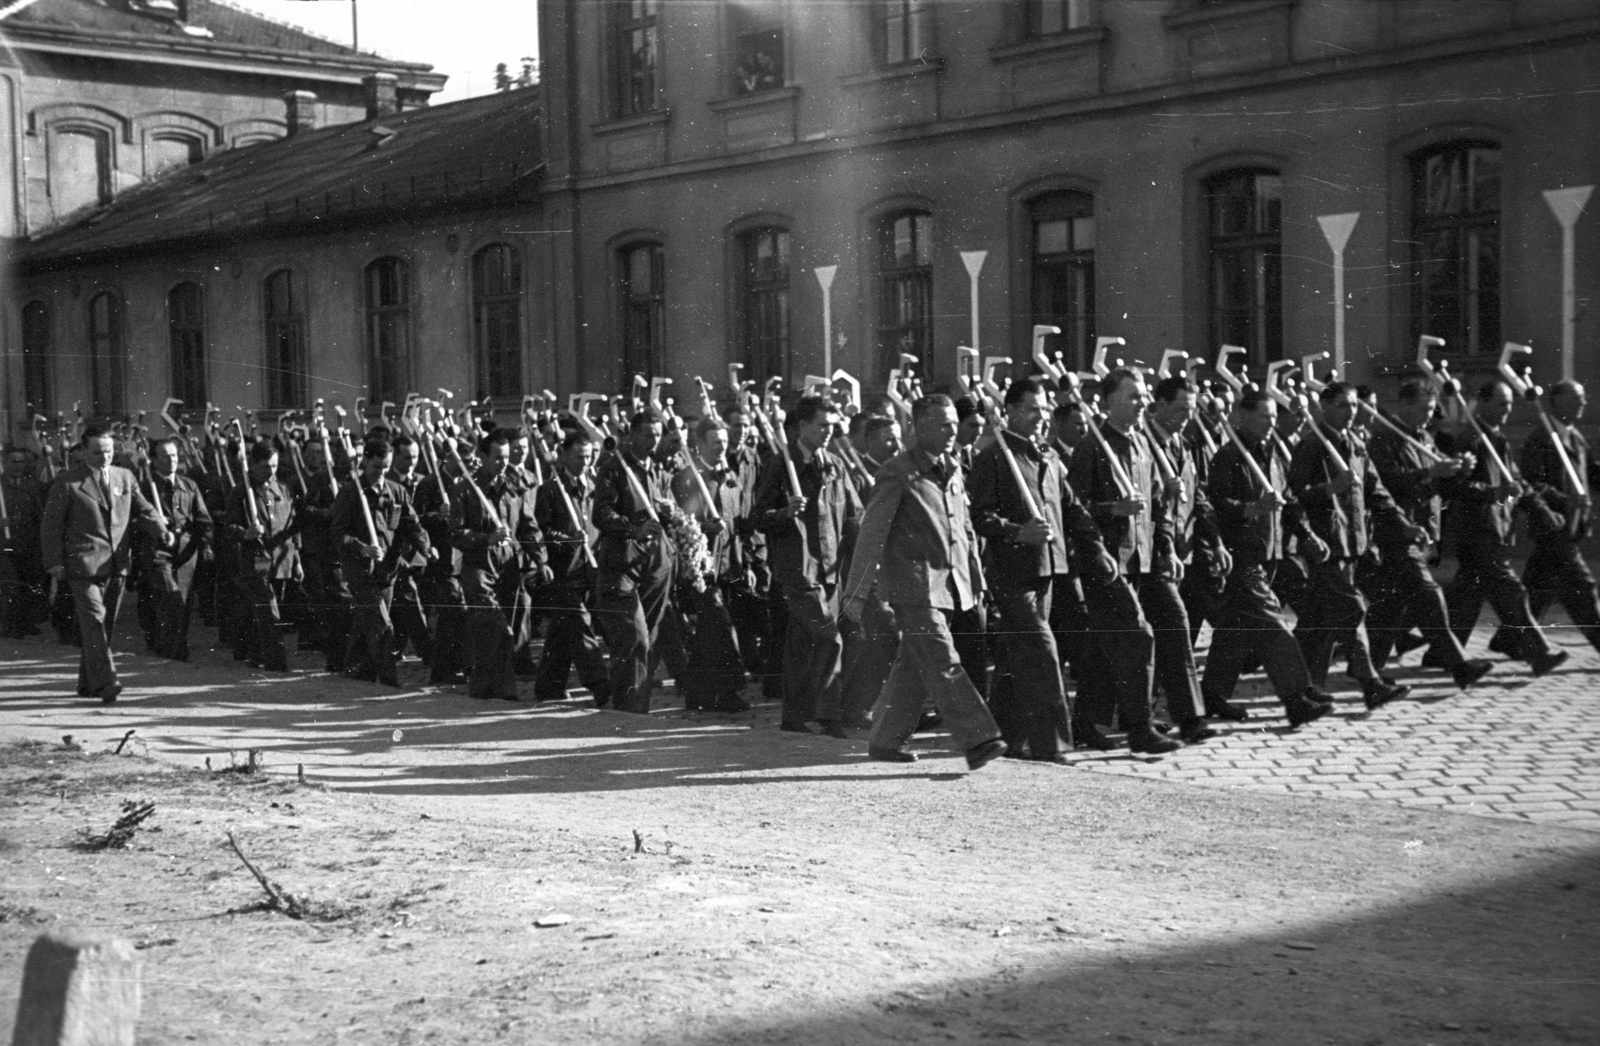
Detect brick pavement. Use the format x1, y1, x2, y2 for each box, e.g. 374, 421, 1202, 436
1074, 617, 1600, 833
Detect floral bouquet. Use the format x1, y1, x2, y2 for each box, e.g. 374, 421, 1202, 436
668, 511, 712, 593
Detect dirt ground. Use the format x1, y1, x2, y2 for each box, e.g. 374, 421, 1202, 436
2, 687, 1597, 1046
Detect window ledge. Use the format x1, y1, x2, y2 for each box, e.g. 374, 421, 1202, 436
1163, 0, 1294, 31
840, 58, 944, 90
990, 26, 1107, 64
708, 85, 801, 114
590, 108, 672, 137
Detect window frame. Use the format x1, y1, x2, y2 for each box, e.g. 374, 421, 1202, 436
611, 0, 663, 119
618, 240, 666, 384
20, 299, 52, 416
872, 207, 936, 379
262, 267, 309, 410
872, 0, 935, 68
362, 256, 413, 406
471, 242, 525, 401
728, 0, 787, 97
1407, 139, 1502, 357
167, 281, 208, 408
1203, 166, 1284, 368
1025, 0, 1094, 38
1028, 190, 1097, 374
737, 225, 793, 381
47, 123, 113, 216
86, 290, 126, 418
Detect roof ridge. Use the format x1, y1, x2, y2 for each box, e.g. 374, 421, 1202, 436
203, 0, 373, 58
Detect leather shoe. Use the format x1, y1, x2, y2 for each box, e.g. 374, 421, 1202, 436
780, 720, 815, 734
915, 711, 944, 733
1529, 649, 1569, 677
1361, 677, 1410, 710
1285, 689, 1334, 727
1176, 719, 1217, 743
1126, 726, 1182, 755
868, 745, 917, 763
1204, 698, 1249, 722
965, 738, 1008, 770
1150, 720, 1176, 735
1027, 752, 1070, 765
97, 682, 123, 705
1071, 722, 1115, 751
1451, 659, 1494, 689
713, 692, 752, 713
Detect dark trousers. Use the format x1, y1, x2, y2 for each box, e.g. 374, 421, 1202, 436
1137, 572, 1204, 722
951, 602, 989, 700
390, 572, 433, 664
142, 558, 197, 661
988, 578, 1069, 757
345, 576, 400, 686
420, 574, 470, 684
726, 580, 769, 676
840, 596, 898, 726
1295, 557, 1378, 685
1179, 555, 1227, 646
1078, 576, 1154, 730
68, 573, 124, 696
681, 583, 746, 705
535, 588, 610, 702
1202, 562, 1313, 707
464, 566, 532, 701
1446, 542, 1551, 661
1365, 543, 1466, 669
1521, 542, 1600, 654
779, 583, 843, 725
1051, 574, 1112, 727
235, 574, 290, 671
761, 586, 788, 699
593, 572, 673, 714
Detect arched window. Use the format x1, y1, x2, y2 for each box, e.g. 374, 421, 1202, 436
364, 257, 411, 405
21, 301, 52, 415
1205, 168, 1282, 365
739, 226, 791, 380
875, 209, 934, 376
87, 291, 125, 417
1410, 140, 1501, 355
263, 269, 308, 409
619, 241, 665, 381
168, 282, 207, 407
472, 243, 524, 400
147, 133, 203, 180
1030, 191, 1096, 372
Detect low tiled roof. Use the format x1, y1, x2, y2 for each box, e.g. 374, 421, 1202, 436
14, 86, 543, 269
1, 0, 434, 72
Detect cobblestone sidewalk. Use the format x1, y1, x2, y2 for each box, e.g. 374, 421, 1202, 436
1077, 620, 1600, 832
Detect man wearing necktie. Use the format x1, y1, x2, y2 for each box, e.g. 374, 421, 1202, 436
40, 422, 172, 702
843, 394, 1006, 770
1517, 381, 1600, 655
135, 437, 212, 661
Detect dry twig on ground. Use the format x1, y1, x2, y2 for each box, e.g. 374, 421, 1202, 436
225, 831, 357, 922
78, 799, 155, 850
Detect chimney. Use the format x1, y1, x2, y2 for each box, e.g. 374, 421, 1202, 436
363, 73, 399, 121
283, 90, 317, 136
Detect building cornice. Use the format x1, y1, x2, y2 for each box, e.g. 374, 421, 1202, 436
0, 22, 447, 91
548, 13, 1600, 195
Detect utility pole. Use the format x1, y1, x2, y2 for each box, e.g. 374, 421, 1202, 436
351, 0, 359, 51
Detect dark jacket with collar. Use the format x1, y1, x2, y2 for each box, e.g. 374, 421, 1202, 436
969, 429, 1110, 586
42, 464, 168, 579
751, 443, 859, 591
843, 447, 982, 612
1287, 427, 1406, 559
1068, 423, 1173, 576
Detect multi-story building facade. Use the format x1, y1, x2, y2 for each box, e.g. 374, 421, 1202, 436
5, 1, 1597, 432
539, 0, 1598, 395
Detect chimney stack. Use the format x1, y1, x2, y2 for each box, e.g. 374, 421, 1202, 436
363, 73, 399, 121
283, 90, 317, 136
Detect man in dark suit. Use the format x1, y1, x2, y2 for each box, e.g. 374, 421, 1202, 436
843, 394, 1006, 770
970, 378, 1115, 762
136, 437, 212, 661
224, 439, 302, 672
1517, 381, 1600, 655
41, 422, 171, 702
533, 430, 610, 706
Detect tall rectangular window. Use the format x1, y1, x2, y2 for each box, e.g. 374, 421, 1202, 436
364, 257, 412, 406
614, 0, 661, 117
876, 210, 934, 376
732, 2, 785, 95
1031, 192, 1096, 373
620, 242, 665, 381
876, 0, 932, 65
1027, 0, 1092, 36
1205, 169, 1282, 366
168, 282, 207, 408
264, 269, 308, 409
49, 128, 110, 219
473, 243, 524, 400
21, 301, 52, 416
741, 227, 791, 380
1411, 142, 1501, 355
87, 292, 124, 417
